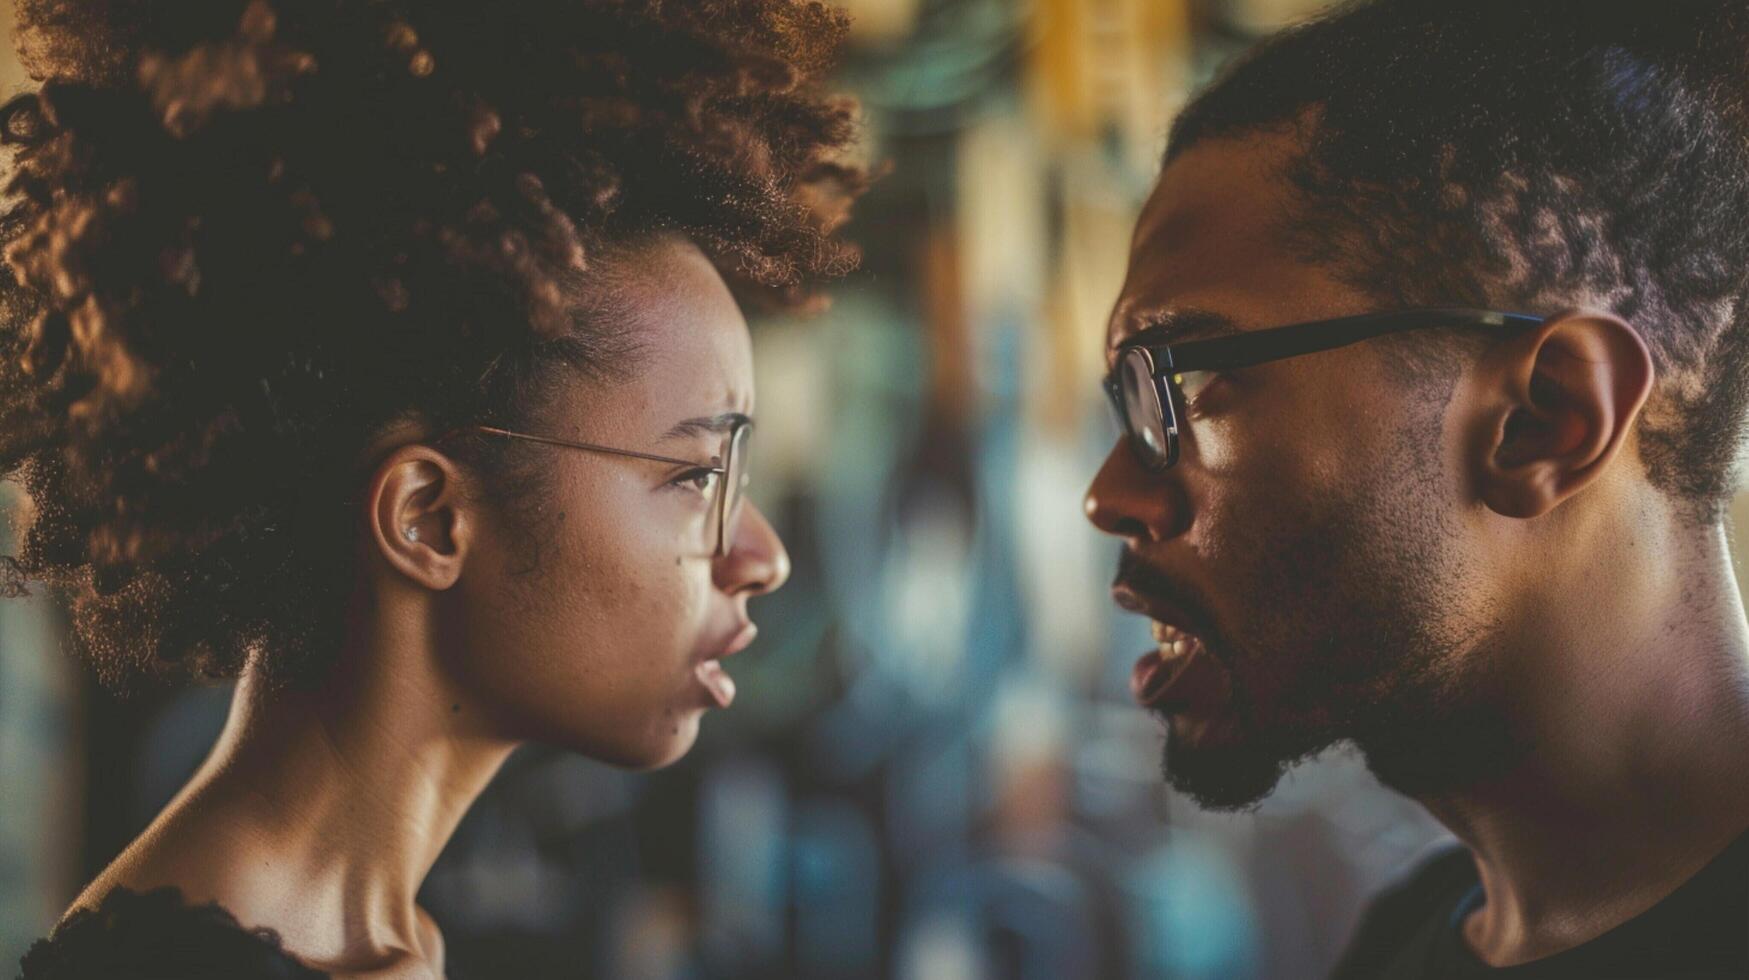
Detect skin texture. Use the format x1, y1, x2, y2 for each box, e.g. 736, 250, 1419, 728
1085, 132, 1749, 966
69, 236, 790, 978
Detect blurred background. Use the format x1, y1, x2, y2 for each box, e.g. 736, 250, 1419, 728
5, 0, 1746, 977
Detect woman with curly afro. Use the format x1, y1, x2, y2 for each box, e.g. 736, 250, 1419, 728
0, 0, 865, 974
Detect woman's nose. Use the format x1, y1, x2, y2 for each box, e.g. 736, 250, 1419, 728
715, 500, 790, 596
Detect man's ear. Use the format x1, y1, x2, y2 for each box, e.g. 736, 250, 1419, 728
1468, 309, 1653, 519
366, 446, 472, 589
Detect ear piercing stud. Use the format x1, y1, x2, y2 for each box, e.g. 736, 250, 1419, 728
403, 527, 419, 542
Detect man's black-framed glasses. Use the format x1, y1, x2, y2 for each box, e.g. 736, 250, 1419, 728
441, 419, 752, 558
1104, 308, 1546, 471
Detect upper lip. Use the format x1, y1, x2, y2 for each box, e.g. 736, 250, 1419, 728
1111, 580, 1205, 636
702, 620, 757, 661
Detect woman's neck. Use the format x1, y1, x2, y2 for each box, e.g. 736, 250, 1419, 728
92, 597, 518, 975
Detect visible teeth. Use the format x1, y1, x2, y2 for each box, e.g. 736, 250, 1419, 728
1152, 621, 1203, 656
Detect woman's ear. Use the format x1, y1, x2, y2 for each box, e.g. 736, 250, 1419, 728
366, 446, 471, 589
1466, 309, 1653, 519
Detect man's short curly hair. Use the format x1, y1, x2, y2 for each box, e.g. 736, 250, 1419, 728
0, 0, 866, 689
1169, 0, 1749, 522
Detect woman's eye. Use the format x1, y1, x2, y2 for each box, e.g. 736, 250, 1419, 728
674, 468, 721, 496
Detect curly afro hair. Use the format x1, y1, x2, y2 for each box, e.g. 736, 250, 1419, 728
0, 0, 867, 690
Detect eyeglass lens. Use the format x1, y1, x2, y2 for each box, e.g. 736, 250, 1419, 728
710, 423, 753, 556
1118, 348, 1173, 468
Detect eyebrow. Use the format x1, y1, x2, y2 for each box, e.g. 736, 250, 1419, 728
660, 411, 752, 443
1113, 308, 1243, 350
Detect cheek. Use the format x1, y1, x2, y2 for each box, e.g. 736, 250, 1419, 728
454, 481, 717, 752
586, 549, 707, 657
1186, 401, 1301, 492
1190, 418, 1333, 571
1194, 428, 1453, 718
1191, 487, 1356, 723
1186, 414, 1374, 668
1195, 479, 1330, 611
534, 505, 711, 674
1187, 372, 1406, 578
1192, 365, 1381, 480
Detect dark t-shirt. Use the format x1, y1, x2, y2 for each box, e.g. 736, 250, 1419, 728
18, 886, 327, 980
1329, 831, 1749, 979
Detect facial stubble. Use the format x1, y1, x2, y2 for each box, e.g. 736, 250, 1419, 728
1149, 413, 1520, 810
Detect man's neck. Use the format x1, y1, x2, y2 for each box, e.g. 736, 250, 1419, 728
1417, 521, 1749, 967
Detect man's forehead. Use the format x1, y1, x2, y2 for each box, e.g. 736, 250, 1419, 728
1107, 131, 1331, 351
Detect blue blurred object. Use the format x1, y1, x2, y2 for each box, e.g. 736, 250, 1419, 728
1126, 835, 1261, 980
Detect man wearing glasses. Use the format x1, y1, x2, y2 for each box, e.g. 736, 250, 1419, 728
1084, 1, 1749, 976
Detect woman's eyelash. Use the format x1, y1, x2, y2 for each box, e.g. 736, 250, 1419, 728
670, 467, 720, 494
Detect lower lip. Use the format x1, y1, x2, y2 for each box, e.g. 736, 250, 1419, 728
692, 624, 757, 710
1130, 642, 1229, 713
696, 659, 736, 708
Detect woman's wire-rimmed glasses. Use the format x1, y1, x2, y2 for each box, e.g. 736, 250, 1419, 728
1104, 307, 1547, 471
437, 419, 752, 558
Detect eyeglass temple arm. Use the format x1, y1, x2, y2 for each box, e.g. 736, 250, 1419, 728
457, 426, 725, 471
1161, 309, 1545, 374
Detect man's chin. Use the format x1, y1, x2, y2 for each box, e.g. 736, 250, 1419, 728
1157, 710, 1328, 812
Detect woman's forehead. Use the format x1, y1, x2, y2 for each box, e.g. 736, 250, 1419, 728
559, 242, 753, 433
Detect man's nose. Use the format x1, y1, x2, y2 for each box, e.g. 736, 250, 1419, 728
1083, 438, 1189, 544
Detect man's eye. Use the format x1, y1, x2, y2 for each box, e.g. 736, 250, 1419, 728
1174, 370, 1219, 404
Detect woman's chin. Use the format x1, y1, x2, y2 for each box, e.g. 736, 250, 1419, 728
575, 711, 705, 771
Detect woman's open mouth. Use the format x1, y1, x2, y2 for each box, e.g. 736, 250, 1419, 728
694, 622, 757, 709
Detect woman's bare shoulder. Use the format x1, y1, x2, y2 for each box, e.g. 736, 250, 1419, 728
20, 884, 328, 979
50, 806, 448, 980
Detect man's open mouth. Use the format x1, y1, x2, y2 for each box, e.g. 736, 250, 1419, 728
1131, 621, 1230, 712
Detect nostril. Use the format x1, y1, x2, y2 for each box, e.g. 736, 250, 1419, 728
1114, 516, 1149, 540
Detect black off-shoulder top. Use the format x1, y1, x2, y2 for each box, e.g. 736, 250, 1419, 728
17, 886, 328, 980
